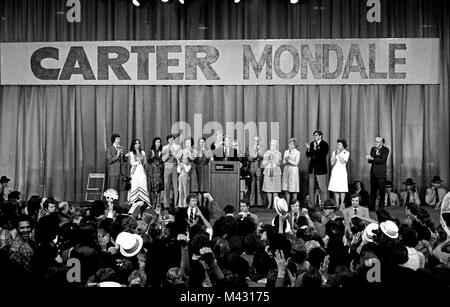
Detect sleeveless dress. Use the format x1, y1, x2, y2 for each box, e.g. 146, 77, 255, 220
128, 151, 150, 204
328, 149, 350, 192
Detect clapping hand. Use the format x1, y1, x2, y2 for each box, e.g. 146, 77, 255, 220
305, 142, 310, 150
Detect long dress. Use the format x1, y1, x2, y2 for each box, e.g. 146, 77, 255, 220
128, 151, 150, 205
147, 149, 164, 193
194, 149, 211, 192
262, 150, 282, 193
281, 148, 300, 192
328, 149, 350, 193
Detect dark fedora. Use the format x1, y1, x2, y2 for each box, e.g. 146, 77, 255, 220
0, 176, 10, 184
385, 180, 393, 187
403, 178, 415, 185
432, 176, 443, 183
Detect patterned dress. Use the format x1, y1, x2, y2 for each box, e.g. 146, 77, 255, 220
147, 149, 164, 193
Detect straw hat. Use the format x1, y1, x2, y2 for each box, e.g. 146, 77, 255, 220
116, 232, 143, 257
103, 188, 119, 200
379, 220, 399, 239
362, 223, 379, 243
274, 197, 288, 216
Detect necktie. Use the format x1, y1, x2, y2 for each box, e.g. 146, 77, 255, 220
354, 208, 358, 215
189, 208, 195, 224
405, 192, 411, 205
435, 188, 439, 204
386, 193, 391, 206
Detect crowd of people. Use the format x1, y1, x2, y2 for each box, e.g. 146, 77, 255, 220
1, 130, 450, 288
0, 185, 449, 287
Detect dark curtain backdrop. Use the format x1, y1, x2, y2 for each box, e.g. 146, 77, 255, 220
0, 0, 449, 202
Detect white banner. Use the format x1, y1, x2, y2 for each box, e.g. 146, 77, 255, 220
0, 39, 440, 85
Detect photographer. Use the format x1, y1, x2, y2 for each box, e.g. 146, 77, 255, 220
400, 178, 421, 206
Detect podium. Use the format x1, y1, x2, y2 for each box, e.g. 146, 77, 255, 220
209, 161, 241, 212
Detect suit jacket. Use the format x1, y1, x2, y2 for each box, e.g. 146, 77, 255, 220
213, 146, 239, 161
378, 191, 400, 207
400, 190, 421, 206
107, 145, 125, 176
174, 206, 210, 233
305, 140, 329, 175
343, 206, 370, 229
368, 146, 389, 178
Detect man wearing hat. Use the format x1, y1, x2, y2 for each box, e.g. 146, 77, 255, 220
400, 178, 421, 206
425, 176, 447, 209
378, 180, 399, 207
0, 176, 11, 203
271, 197, 293, 234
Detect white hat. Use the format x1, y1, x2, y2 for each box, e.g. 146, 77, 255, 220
380, 220, 399, 239
362, 223, 379, 243
116, 232, 143, 257
274, 197, 288, 216
97, 281, 122, 287
103, 188, 119, 200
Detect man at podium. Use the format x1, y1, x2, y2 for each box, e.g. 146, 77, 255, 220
213, 135, 239, 161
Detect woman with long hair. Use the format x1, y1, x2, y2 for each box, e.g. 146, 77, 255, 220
147, 137, 164, 205
194, 137, 212, 204
127, 139, 150, 205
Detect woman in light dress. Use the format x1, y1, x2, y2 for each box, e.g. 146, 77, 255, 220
177, 138, 198, 207
282, 138, 301, 205
127, 139, 150, 205
328, 139, 350, 211
262, 139, 282, 209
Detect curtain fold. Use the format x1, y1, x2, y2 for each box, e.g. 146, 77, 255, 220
0, 0, 449, 201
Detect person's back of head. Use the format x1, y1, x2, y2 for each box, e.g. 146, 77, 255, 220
242, 234, 257, 255
301, 267, 323, 288
223, 216, 238, 237
237, 216, 257, 236
291, 239, 307, 266
7, 191, 20, 202
35, 214, 59, 244
399, 224, 419, 248
211, 237, 230, 260
376, 208, 392, 223
90, 200, 106, 218
308, 247, 326, 270
223, 205, 236, 215
406, 203, 419, 216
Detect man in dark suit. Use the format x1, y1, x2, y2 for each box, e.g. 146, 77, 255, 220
174, 193, 211, 235
305, 130, 329, 207
366, 136, 390, 211
107, 134, 126, 192
213, 135, 239, 161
